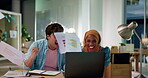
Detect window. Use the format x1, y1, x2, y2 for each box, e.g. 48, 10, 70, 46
125, 0, 148, 48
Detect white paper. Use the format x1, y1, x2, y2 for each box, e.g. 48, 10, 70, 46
0, 12, 4, 20
0, 41, 25, 66
54, 33, 82, 54
3, 71, 28, 77
10, 30, 17, 38
29, 70, 45, 74
65, 33, 82, 52
54, 32, 65, 54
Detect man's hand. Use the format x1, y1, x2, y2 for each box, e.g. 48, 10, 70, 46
32, 47, 39, 56
24, 47, 39, 67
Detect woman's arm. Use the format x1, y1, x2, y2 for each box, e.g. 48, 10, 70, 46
104, 63, 111, 78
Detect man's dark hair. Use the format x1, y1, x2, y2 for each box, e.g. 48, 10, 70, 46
45, 22, 64, 36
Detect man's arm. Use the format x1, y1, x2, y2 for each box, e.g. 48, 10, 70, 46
24, 47, 39, 67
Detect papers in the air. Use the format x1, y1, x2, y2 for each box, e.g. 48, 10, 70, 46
54, 32, 65, 53
29, 70, 60, 76
3, 71, 28, 77
0, 12, 4, 20
0, 41, 25, 66
54, 32, 82, 54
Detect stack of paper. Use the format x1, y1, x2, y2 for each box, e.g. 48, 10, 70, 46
3, 71, 28, 77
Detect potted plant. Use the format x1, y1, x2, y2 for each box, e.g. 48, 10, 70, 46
119, 42, 126, 52
22, 25, 32, 48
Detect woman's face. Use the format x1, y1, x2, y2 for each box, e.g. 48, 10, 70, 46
47, 33, 59, 50
85, 34, 99, 52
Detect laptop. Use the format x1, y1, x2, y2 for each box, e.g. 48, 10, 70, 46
65, 52, 105, 78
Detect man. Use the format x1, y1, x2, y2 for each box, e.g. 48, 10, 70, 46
24, 22, 65, 71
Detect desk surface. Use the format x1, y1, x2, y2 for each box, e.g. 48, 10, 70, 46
112, 50, 148, 55
134, 49, 148, 55
0, 70, 65, 78
31, 73, 64, 78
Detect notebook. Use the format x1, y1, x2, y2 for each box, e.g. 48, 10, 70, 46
28, 70, 60, 76
65, 52, 105, 78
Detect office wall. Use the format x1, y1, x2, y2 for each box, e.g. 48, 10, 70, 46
35, 0, 123, 46
12, 0, 35, 41
102, 0, 124, 46
90, 0, 102, 31
23, 0, 35, 41
35, 0, 103, 43
12, 0, 20, 13
35, 0, 79, 40
77, 0, 90, 43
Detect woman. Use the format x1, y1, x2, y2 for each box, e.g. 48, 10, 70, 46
83, 30, 111, 77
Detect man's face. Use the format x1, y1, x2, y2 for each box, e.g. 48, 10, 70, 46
47, 33, 59, 50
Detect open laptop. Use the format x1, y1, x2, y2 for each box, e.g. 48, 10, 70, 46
65, 52, 105, 78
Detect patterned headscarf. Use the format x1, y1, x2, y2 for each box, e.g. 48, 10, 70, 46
83, 30, 102, 52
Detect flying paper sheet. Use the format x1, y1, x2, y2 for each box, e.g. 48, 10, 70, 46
54, 32, 82, 54
54, 32, 65, 53
65, 33, 82, 52
0, 41, 25, 66
0, 12, 4, 20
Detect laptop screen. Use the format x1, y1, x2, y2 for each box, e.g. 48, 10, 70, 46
65, 52, 105, 78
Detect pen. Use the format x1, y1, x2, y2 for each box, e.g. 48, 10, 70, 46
40, 71, 46, 74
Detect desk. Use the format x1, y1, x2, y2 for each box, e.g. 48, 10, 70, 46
113, 49, 148, 72
30, 73, 64, 78
0, 70, 65, 78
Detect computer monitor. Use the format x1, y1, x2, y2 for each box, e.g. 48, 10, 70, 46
65, 52, 105, 78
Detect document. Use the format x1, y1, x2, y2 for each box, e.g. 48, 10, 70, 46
29, 70, 60, 76
54, 32, 82, 54
0, 12, 4, 20
0, 41, 25, 66
3, 71, 28, 77
65, 33, 82, 52
54, 32, 65, 53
